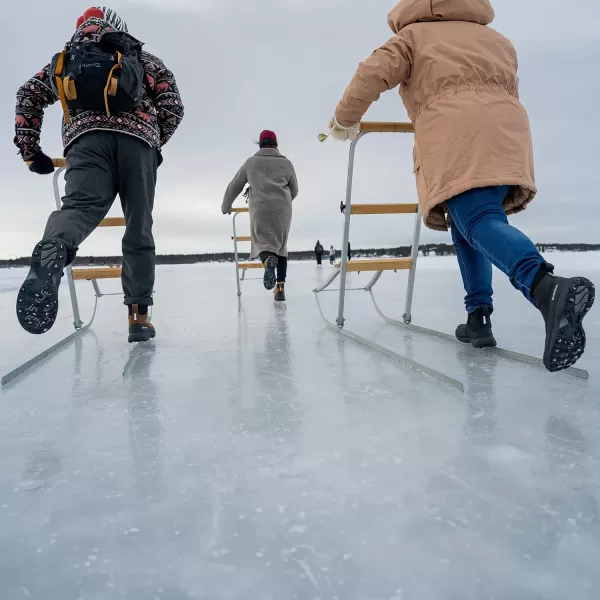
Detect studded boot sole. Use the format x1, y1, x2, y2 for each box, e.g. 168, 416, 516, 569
263, 256, 278, 291
542, 277, 595, 372
17, 240, 68, 335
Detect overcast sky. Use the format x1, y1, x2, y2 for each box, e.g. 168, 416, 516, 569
1, 0, 598, 259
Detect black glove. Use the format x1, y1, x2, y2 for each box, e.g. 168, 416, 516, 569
28, 152, 55, 175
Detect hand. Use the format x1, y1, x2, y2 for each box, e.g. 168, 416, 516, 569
329, 116, 360, 142
222, 209, 231, 215
28, 152, 55, 175
426, 206, 449, 232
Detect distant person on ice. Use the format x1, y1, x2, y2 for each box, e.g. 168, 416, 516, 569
14, 6, 184, 343
326, 0, 594, 372
315, 241, 324, 265
222, 130, 299, 302
329, 246, 336, 265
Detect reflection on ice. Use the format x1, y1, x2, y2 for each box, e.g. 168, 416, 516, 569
0, 257, 598, 599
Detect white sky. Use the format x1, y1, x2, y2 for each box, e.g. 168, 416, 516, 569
1, 0, 599, 259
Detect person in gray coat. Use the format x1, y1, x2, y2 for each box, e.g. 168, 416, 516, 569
222, 130, 299, 301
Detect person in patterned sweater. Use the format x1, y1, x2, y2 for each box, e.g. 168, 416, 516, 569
14, 6, 184, 343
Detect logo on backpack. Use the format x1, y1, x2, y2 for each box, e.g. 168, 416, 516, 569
51, 30, 145, 124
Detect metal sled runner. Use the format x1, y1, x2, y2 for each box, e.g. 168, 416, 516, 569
231, 208, 263, 297
1, 159, 127, 386
314, 122, 588, 390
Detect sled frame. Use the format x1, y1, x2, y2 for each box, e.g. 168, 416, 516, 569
232, 208, 262, 296
1, 160, 127, 386
314, 122, 464, 391
315, 123, 588, 382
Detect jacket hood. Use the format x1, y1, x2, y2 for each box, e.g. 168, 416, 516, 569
388, 0, 494, 33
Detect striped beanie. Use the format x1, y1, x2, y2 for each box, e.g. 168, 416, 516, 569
96, 6, 128, 32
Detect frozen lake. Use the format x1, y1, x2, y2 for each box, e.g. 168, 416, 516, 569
0, 253, 599, 599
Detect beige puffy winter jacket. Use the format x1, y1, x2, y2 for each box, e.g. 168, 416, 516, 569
335, 0, 536, 231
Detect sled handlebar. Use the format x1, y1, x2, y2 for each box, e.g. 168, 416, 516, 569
359, 122, 414, 133
26, 158, 67, 169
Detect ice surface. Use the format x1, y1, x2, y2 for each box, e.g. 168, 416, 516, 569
0, 253, 599, 600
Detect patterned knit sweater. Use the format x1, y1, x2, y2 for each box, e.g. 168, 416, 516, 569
14, 18, 184, 161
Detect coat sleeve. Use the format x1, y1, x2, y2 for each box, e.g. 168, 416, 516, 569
14, 64, 58, 161
288, 162, 299, 200
335, 33, 413, 127
222, 161, 248, 213
145, 54, 185, 147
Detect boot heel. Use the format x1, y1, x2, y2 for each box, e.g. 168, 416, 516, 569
128, 324, 151, 343
472, 336, 497, 349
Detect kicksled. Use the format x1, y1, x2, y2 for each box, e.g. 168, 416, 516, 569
230, 208, 265, 297
314, 122, 589, 392
2, 159, 149, 386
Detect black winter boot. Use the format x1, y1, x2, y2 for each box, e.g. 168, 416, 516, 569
17, 239, 68, 335
456, 306, 497, 348
263, 256, 278, 291
533, 274, 595, 372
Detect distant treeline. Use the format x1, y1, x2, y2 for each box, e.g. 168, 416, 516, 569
1, 242, 598, 268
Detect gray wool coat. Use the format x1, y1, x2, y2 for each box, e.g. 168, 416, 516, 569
222, 148, 299, 258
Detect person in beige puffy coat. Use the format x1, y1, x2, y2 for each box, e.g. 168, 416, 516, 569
329, 0, 594, 373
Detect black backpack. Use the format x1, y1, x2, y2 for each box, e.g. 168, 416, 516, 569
51, 30, 145, 124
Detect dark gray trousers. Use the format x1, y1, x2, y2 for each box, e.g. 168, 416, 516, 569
44, 131, 158, 306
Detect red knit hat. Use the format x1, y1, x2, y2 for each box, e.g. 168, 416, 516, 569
259, 130, 277, 144
76, 7, 105, 29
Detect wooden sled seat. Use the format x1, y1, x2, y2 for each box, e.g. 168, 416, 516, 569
234, 236, 252, 242
335, 258, 413, 273
72, 267, 122, 281
350, 203, 418, 215
359, 121, 415, 133
238, 262, 263, 270
98, 217, 126, 227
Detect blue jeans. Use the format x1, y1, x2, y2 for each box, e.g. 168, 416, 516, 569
446, 186, 546, 314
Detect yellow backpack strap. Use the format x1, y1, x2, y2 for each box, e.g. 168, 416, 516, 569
54, 50, 72, 125
103, 51, 123, 117
63, 76, 77, 101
